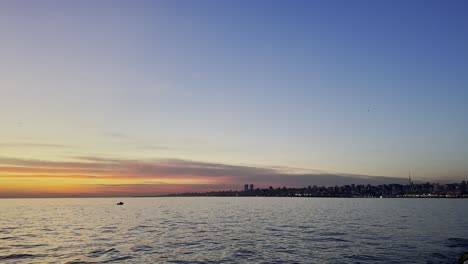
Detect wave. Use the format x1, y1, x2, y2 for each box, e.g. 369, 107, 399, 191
0, 253, 42, 260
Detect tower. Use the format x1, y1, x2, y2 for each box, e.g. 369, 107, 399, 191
408, 171, 414, 193
244, 184, 249, 192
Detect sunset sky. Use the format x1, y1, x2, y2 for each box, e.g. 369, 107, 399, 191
1, 0, 467, 197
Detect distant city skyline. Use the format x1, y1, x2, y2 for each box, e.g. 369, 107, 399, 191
168, 180, 468, 198
1, 1, 468, 197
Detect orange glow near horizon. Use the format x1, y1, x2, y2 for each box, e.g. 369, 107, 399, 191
0, 168, 224, 197
0, 156, 249, 197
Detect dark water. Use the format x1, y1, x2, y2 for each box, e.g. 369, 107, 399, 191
0, 198, 467, 263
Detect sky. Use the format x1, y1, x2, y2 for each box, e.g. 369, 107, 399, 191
1, 0, 468, 197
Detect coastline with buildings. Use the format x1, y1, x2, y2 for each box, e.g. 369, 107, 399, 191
164, 180, 468, 198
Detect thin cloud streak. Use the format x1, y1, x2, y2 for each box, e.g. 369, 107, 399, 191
131, 145, 173, 150
0, 142, 77, 149
0, 156, 408, 186
102, 132, 131, 139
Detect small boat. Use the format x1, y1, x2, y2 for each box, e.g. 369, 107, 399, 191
116, 202, 124, 205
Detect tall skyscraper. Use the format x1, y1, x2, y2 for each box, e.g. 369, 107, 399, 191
250, 184, 254, 191
244, 184, 249, 192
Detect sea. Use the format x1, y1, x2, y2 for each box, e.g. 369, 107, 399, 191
0, 197, 467, 264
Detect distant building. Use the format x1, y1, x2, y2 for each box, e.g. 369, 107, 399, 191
408, 173, 413, 185
244, 184, 249, 192
250, 184, 254, 191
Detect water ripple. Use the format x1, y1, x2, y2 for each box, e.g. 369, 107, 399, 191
0, 253, 42, 260
0, 197, 467, 264
87, 248, 119, 257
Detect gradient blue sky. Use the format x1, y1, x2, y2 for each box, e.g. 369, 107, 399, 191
1, 0, 467, 196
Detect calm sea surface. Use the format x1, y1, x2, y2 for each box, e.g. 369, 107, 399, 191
0, 198, 467, 264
